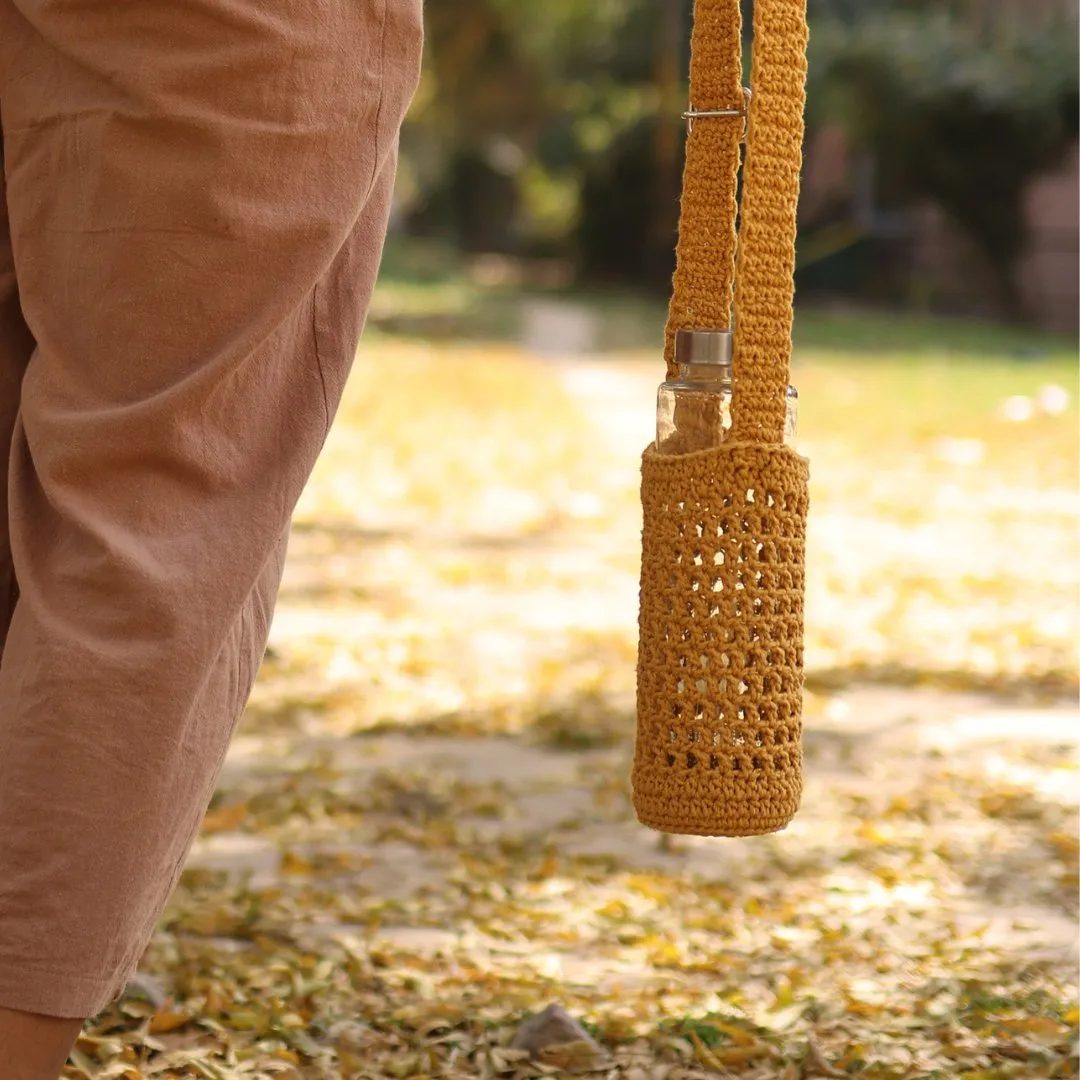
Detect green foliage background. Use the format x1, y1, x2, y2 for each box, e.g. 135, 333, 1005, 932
397, 0, 1078, 312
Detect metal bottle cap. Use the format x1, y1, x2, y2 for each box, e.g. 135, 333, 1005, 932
674, 328, 733, 366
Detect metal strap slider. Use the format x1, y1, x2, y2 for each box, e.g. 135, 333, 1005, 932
682, 87, 752, 138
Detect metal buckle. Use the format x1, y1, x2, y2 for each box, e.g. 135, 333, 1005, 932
682, 86, 752, 139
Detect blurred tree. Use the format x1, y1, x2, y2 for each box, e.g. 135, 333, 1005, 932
403, 0, 542, 251
400, 0, 1077, 314
807, 1, 1079, 315
403, 0, 689, 268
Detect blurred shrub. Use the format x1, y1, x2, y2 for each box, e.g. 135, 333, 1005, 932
401, 0, 691, 270
399, 0, 1078, 307
809, 1, 1076, 313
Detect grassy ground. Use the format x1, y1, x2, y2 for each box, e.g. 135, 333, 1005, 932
68, 270, 1078, 1080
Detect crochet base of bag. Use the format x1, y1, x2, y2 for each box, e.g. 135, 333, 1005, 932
633, 441, 809, 838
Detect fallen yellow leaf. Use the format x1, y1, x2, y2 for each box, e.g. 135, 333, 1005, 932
539, 1038, 603, 1069
712, 1042, 777, 1066
702, 1019, 757, 1046
280, 850, 315, 874
689, 1030, 724, 1072
147, 1006, 192, 1034
200, 802, 249, 834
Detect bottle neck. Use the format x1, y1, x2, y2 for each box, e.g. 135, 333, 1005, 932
675, 360, 732, 386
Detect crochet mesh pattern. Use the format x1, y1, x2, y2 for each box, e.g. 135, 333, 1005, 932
633, 0, 810, 836
634, 444, 808, 835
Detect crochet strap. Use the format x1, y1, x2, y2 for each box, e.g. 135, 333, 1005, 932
664, 0, 809, 445
663, 0, 743, 379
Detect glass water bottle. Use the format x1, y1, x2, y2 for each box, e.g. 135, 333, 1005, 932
655, 328, 798, 455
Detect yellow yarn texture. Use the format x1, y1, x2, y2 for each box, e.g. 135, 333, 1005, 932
633, 0, 810, 837
663, 0, 744, 378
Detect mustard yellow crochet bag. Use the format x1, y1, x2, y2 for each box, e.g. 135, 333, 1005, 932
632, 0, 810, 837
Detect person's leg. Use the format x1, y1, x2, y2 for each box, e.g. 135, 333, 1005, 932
0, 0, 421, 1052
0, 131, 34, 654
0, 1010, 83, 1080
0, 122, 83, 1080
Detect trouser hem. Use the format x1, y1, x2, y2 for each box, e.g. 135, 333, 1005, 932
0, 961, 120, 1020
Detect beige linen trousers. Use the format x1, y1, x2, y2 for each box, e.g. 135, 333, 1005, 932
0, 0, 422, 1018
